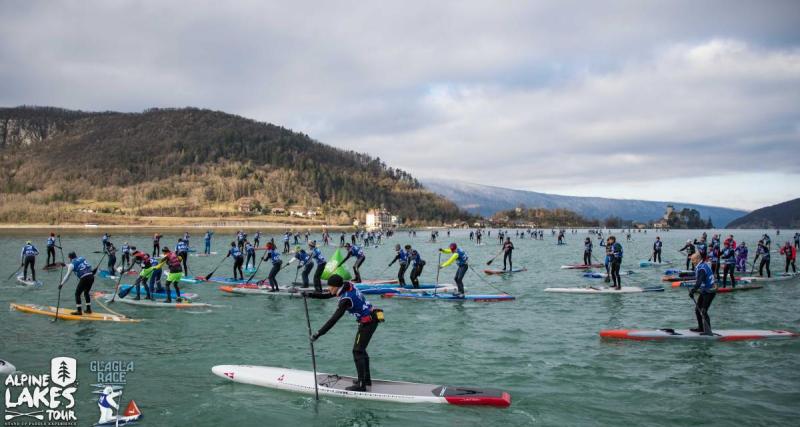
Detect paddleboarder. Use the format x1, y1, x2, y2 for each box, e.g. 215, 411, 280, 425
46, 233, 57, 265
779, 241, 797, 273
341, 243, 366, 283
735, 242, 748, 272
226, 242, 245, 280
309, 241, 327, 292
757, 239, 771, 278
152, 233, 162, 256
409, 249, 425, 288
679, 239, 696, 270
261, 242, 283, 291
583, 237, 593, 266
607, 236, 623, 290
244, 240, 256, 270
652, 236, 662, 263
204, 230, 214, 255
689, 252, 716, 335
176, 238, 190, 275
289, 245, 313, 287
160, 247, 184, 303
502, 237, 514, 271
439, 243, 469, 296
20, 240, 39, 282
309, 274, 384, 392
388, 244, 410, 286
59, 252, 95, 315
720, 241, 736, 288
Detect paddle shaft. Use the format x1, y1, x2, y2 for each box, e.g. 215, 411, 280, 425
245, 255, 266, 283
486, 248, 504, 266
302, 294, 320, 401
204, 256, 229, 280
53, 235, 65, 323
7, 265, 23, 281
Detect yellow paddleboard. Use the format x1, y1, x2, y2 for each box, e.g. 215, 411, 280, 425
9, 303, 140, 323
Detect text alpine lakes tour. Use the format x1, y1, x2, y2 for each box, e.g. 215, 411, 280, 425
4, 373, 77, 420
90, 360, 135, 383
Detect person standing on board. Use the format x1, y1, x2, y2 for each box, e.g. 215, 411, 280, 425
152, 233, 162, 256
159, 246, 184, 303
341, 242, 366, 283
679, 239, 696, 270
101, 233, 110, 251
652, 236, 662, 263
756, 239, 771, 278
120, 242, 131, 270
502, 237, 514, 271
20, 240, 40, 282
104, 241, 117, 275
59, 252, 96, 315
309, 274, 384, 392
46, 233, 57, 266
253, 231, 261, 248
689, 252, 716, 335
794, 232, 799, 250
607, 236, 623, 290
261, 242, 283, 291
735, 242, 748, 272
409, 249, 425, 288
204, 230, 214, 255
720, 240, 737, 288
244, 240, 256, 270
309, 240, 327, 292
176, 238, 190, 275
226, 242, 245, 280
289, 245, 313, 287
388, 244, 410, 286
779, 241, 797, 273
439, 243, 469, 296
583, 237, 593, 267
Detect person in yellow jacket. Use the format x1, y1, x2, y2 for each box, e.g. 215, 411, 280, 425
439, 243, 469, 296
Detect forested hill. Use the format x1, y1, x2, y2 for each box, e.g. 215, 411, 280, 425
0, 106, 466, 224
726, 198, 800, 229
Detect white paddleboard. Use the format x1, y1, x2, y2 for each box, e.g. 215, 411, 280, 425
545, 286, 663, 294
16, 274, 42, 287
211, 365, 511, 407
0, 359, 15, 376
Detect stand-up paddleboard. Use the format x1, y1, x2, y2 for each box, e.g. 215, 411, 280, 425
382, 293, 515, 302
180, 276, 204, 284
98, 270, 122, 281
716, 284, 764, 293
93, 400, 142, 426
582, 271, 635, 279
205, 277, 249, 285
358, 279, 399, 285
664, 269, 695, 276
600, 328, 798, 341
671, 280, 753, 288
97, 292, 212, 309
114, 267, 139, 276
560, 264, 602, 270
10, 303, 140, 323
117, 285, 199, 300
191, 252, 218, 257
484, 268, 527, 275
15, 275, 42, 287
219, 284, 329, 298
211, 365, 511, 407
0, 359, 15, 376
361, 285, 458, 295
43, 262, 66, 271
244, 267, 258, 274
639, 260, 673, 268
545, 286, 663, 294
738, 272, 800, 283
354, 283, 447, 290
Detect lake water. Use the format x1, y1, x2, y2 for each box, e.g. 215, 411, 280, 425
1, 228, 798, 426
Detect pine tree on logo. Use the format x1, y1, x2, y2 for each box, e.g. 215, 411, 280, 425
58, 361, 71, 383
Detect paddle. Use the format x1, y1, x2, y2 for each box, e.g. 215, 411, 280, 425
302, 294, 320, 401
204, 257, 229, 281
244, 255, 266, 284
110, 264, 137, 303
750, 254, 759, 275
7, 265, 23, 281
53, 235, 65, 323
486, 247, 504, 266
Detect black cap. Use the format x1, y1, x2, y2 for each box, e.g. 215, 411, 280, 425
328, 274, 344, 287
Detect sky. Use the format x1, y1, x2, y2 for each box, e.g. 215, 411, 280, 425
1, 1, 798, 211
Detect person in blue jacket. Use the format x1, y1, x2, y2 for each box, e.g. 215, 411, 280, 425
720, 241, 737, 288
341, 242, 366, 283
607, 236, 623, 290
309, 241, 327, 292
226, 242, 245, 280
439, 243, 469, 296
261, 242, 283, 291
409, 249, 425, 288
46, 233, 57, 265
388, 244, 410, 285
20, 241, 40, 282
204, 230, 214, 255
290, 245, 314, 287
689, 252, 717, 335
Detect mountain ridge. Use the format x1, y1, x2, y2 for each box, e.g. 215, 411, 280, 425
726, 198, 800, 229
421, 178, 747, 227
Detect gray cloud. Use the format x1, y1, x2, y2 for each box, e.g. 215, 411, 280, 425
1, 1, 798, 206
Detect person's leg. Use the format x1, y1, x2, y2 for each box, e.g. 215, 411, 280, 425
352, 321, 378, 387
454, 264, 467, 294
302, 263, 313, 286
314, 263, 325, 291
182, 253, 188, 275
759, 258, 765, 276
269, 263, 280, 290
766, 258, 771, 278
699, 293, 715, 334
164, 280, 173, 303
236, 259, 244, 279
397, 263, 407, 286
353, 257, 364, 283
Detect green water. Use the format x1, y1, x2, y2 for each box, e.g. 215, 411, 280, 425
1, 229, 799, 426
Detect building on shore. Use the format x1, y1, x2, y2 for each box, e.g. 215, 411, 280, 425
365, 209, 399, 230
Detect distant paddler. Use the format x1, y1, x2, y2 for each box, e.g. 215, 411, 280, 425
260, 242, 283, 291
439, 243, 469, 296
59, 252, 97, 315
502, 237, 514, 271
651, 236, 662, 263
341, 243, 366, 284
226, 242, 245, 280
204, 230, 214, 255
46, 232, 58, 266
288, 245, 313, 287
583, 237, 593, 267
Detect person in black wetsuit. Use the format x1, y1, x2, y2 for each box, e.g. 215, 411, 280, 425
309, 274, 383, 392
502, 237, 514, 271
583, 237, 593, 266
679, 239, 696, 270
689, 253, 716, 335
409, 249, 425, 288
652, 237, 662, 263
388, 244, 410, 286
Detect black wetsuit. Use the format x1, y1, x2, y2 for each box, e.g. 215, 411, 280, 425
502, 242, 514, 270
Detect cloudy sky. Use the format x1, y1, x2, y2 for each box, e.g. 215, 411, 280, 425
1, 1, 798, 210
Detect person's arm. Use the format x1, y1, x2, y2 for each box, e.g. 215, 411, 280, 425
341, 251, 352, 264
59, 264, 75, 287
388, 253, 400, 266
313, 299, 352, 339
20, 247, 25, 264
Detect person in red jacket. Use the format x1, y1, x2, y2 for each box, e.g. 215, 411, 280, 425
779, 241, 797, 273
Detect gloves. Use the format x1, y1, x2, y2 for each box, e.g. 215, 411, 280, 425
310, 332, 319, 342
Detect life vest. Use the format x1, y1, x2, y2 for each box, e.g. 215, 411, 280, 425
695, 262, 715, 292
163, 252, 182, 272
71, 257, 93, 278
338, 284, 373, 323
